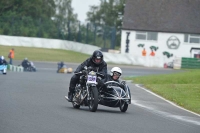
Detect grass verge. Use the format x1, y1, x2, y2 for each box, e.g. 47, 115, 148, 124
0, 45, 90, 63
125, 69, 200, 114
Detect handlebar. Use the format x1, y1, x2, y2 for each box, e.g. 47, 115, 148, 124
75, 68, 105, 79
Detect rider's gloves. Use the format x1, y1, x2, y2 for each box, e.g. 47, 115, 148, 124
97, 77, 104, 86
121, 80, 126, 85
96, 77, 101, 83
81, 70, 87, 75
120, 81, 126, 90
97, 77, 102, 81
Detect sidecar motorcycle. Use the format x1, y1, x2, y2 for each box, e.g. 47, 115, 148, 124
23, 61, 36, 72
57, 62, 73, 73
65, 66, 131, 112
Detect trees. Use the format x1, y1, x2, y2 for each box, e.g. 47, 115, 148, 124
54, 0, 78, 38
87, 0, 125, 27
0, 0, 56, 18
86, 0, 125, 49
0, 0, 78, 39
0, 0, 125, 49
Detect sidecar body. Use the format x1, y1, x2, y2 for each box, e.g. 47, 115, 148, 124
99, 82, 131, 108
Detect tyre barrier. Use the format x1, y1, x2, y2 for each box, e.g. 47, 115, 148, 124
58, 67, 73, 73
67, 68, 73, 73
8, 65, 24, 72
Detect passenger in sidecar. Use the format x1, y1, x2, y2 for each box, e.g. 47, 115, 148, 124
98, 67, 131, 104
98, 67, 123, 89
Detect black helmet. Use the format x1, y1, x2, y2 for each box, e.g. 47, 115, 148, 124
92, 50, 103, 65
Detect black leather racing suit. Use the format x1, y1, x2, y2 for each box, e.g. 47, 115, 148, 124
68, 57, 107, 93
0, 59, 8, 65
22, 60, 30, 69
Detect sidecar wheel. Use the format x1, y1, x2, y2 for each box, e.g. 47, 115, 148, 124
88, 86, 98, 112
119, 101, 128, 112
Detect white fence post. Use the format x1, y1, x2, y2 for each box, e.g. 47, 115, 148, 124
9, 65, 24, 72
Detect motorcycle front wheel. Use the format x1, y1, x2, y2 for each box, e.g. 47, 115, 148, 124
88, 86, 98, 112
72, 102, 80, 109
72, 93, 80, 109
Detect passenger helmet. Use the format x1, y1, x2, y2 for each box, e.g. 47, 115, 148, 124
110, 67, 122, 77
92, 50, 103, 65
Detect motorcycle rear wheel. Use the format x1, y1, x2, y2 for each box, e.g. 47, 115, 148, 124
88, 86, 98, 112
119, 100, 128, 112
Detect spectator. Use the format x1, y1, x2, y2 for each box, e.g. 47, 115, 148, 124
8, 48, 15, 64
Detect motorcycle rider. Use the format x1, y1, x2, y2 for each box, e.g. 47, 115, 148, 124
21, 58, 31, 70
0, 56, 8, 65
0, 56, 8, 74
67, 50, 107, 102
57, 61, 65, 72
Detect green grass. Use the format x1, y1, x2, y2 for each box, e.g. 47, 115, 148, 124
125, 69, 200, 114
0, 45, 90, 63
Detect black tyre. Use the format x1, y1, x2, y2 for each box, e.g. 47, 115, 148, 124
30, 67, 33, 72
72, 102, 80, 109
3, 73, 6, 75
71, 94, 80, 109
119, 100, 128, 112
88, 86, 98, 112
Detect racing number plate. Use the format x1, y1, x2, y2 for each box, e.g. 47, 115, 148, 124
87, 75, 97, 84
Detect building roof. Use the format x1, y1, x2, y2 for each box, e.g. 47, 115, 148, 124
122, 0, 200, 34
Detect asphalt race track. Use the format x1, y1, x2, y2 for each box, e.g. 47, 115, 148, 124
0, 61, 200, 133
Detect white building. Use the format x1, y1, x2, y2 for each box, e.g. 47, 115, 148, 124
120, 0, 200, 67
